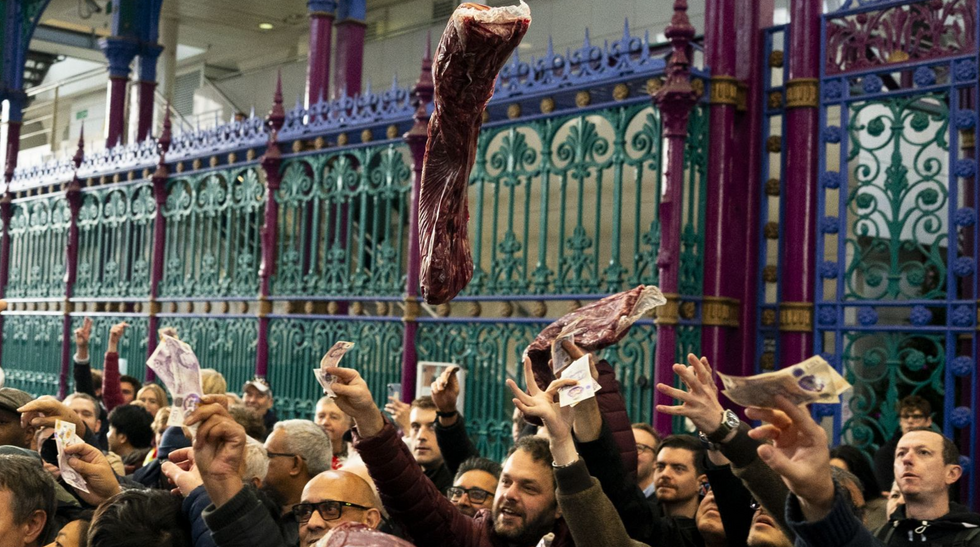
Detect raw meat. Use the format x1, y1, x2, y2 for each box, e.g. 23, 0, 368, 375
419, 1, 531, 304
525, 285, 666, 392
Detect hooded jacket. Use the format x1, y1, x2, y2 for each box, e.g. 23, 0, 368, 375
874, 503, 980, 546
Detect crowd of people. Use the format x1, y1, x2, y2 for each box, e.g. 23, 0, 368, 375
0, 320, 975, 547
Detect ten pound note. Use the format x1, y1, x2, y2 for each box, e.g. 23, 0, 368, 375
315, 341, 355, 398
55, 419, 90, 493
147, 335, 205, 429
717, 355, 852, 409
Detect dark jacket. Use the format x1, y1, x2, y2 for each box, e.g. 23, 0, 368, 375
704, 461, 753, 547
203, 486, 289, 547
873, 435, 900, 493
353, 420, 574, 547
184, 486, 219, 547
874, 502, 980, 546
424, 462, 454, 494
720, 423, 794, 540
72, 356, 109, 451
554, 458, 649, 547
263, 409, 278, 438
434, 415, 480, 476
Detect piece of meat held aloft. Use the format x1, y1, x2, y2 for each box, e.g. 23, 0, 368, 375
525, 285, 667, 392
419, 1, 531, 305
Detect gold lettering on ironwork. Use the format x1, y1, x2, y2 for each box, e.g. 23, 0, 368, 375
613, 83, 631, 101
709, 76, 739, 106
778, 302, 814, 332
785, 78, 819, 109
702, 296, 740, 327
769, 50, 784, 68
654, 293, 681, 326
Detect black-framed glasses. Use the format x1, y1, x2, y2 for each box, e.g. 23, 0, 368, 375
291, 500, 371, 523
267, 451, 301, 460
447, 486, 493, 503
636, 443, 655, 454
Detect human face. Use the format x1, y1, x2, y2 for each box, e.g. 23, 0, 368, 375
107, 425, 123, 453
137, 389, 161, 417
886, 481, 904, 517
0, 488, 45, 547
696, 488, 725, 544
894, 430, 960, 501
119, 382, 137, 405
409, 407, 443, 468
653, 447, 700, 505
244, 387, 272, 416
492, 449, 559, 544
64, 397, 100, 435
298, 472, 381, 547
262, 428, 297, 507
450, 470, 498, 517
899, 408, 931, 435
44, 519, 87, 547
746, 507, 792, 547
0, 408, 30, 449
634, 428, 658, 487
314, 400, 351, 451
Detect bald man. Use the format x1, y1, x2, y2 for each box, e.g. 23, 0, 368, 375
298, 470, 383, 547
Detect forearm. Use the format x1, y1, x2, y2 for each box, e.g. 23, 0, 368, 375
571, 398, 602, 443
435, 415, 480, 475
73, 358, 95, 396
202, 477, 243, 510
101, 352, 123, 411
555, 460, 638, 547
352, 407, 386, 439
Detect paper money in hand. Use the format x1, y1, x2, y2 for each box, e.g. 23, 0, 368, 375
55, 420, 90, 493
147, 335, 204, 429
558, 355, 597, 407
718, 356, 851, 409
316, 341, 355, 397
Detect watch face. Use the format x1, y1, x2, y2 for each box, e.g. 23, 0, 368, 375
723, 410, 740, 428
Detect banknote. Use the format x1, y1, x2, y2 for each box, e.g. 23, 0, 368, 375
718, 356, 851, 408
551, 320, 581, 374
558, 355, 597, 407
55, 420, 90, 493
147, 335, 204, 429
316, 341, 355, 397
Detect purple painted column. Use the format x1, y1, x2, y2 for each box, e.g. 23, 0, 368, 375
146, 110, 172, 381
332, 0, 366, 99
701, 0, 740, 373
256, 75, 285, 379
307, 0, 338, 105
0, 92, 23, 366
401, 38, 433, 403
736, 0, 774, 376
779, 0, 821, 367
137, 44, 164, 142
653, 1, 698, 434
59, 134, 85, 398
99, 37, 140, 148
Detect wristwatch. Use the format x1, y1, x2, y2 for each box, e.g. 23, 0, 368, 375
704, 409, 740, 443
436, 410, 459, 419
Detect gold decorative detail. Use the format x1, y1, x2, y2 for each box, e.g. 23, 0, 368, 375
568, 300, 582, 314
210, 156, 219, 168
507, 103, 522, 119
482, 110, 490, 124
247, 149, 256, 161
653, 293, 680, 326
540, 98, 555, 114
113, 173, 121, 183
351, 301, 363, 315
763, 265, 778, 283
708, 76, 739, 106
736, 81, 748, 112
501, 301, 514, 317
313, 136, 325, 150
228, 152, 237, 163
778, 302, 814, 332
192, 159, 202, 170
337, 133, 349, 146
176, 162, 185, 173
613, 83, 630, 101
148, 301, 161, 315
328, 301, 340, 314
142, 168, 151, 179
292, 140, 304, 153
360, 129, 373, 143
468, 302, 481, 317
169, 302, 178, 313
769, 50, 784, 68
766, 135, 782, 153
702, 296, 740, 327
763, 222, 780, 239
387, 125, 399, 139
760, 352, 776, 371
962, 130, 975, 150
377, 301, 390, 315
768, 91, 783, 109
258, 299, 272, 317
203, 302, 212, 313
531, 300, 547, 318
785, 78, 819, 109
680, 301, 696, 320
304, 301, 315, 314
765, 178, 781, 196
403, 298, 419, 321
285, 301, 300, 314
575, 91, 591, 108
240, 301, 249, 314
221, 301, 230, 314
887, 50, 910, 63
646, 78, 664, 95
437, 303, 451, 317
185, 301, 194, 313
691, 78, 705, 98
761, 308, 777, 326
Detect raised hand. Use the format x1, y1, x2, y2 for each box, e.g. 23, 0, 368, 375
107, 322, 128, 353
64, 442, 122, 506
655, 354, 728, 436
507, 356, 577, 441
324, 367, 385, 437
384, 397, 412, 434
18, 396, 88, 437
431, 366, 461, 426
559, 339, 602, 443
746, 395, 835, 521
74, 317, 93, 360
162, 447, 204, 497
185, 395, 245, 508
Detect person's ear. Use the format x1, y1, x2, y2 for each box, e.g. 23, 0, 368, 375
94, 419, 102, 434
946, 464, 963, 485
697, 473, 708, 486
290, 455, 303, 477
364, 508, 383, 529
117, 432, 128, 446
250, 476, 262, 489
23, 509, 47, 544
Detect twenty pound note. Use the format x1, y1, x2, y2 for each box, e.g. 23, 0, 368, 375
315, 341, 355, 398
147, 335, 205, 429
558, 355, 597, 407
718, 356, 851, 409
55, 420, 90, 493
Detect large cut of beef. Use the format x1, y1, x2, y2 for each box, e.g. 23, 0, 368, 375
418, 2, 531, 305
525, 285, 666, 392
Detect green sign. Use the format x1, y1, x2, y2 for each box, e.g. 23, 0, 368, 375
75, 110, 88, 120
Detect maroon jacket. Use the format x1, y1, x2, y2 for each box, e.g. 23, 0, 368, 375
353, 420, 574, 547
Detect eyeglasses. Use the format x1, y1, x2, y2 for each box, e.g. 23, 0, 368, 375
698, 481, 711, 497
267, 451, 302, 460
447, 486, 493, 503
292, 500, 371, 523
636, 443, 655, 454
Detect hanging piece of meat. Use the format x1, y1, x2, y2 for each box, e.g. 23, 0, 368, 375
525, 285, 667, 392
419, 1, 531, 305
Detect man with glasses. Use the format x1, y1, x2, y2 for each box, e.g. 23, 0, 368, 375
448, 457, 501, 517
631, 423, 661, 500
296, 469, 384, 546
873, 395, 932, 493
